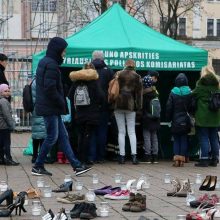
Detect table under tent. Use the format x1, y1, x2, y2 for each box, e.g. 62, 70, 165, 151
32, 3, 208, 160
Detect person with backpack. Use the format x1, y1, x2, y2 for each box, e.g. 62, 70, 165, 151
192, 65, 220, 167
113, 59, 142, 165
32, 37, 91, 176
0, 84, 19, 166
166, 73, 192, 167
68, 62, 105, 166
142, 75, 160, 164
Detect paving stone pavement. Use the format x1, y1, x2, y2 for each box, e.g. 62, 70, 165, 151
0, 132, 219, 220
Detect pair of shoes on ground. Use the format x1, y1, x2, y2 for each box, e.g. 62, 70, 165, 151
70, 202, 97, 219
189, 193, 219, 208
31, 165, 92, 176
94, 186, 121, 195
199, 175, 217, 191
0, 158, 19, 166
167, 178, 192, 197
57, 193, 85, 204
14, 188, 41, 199
52, 181, 73, 193
141, 154, 159, 164
104, 190, 130, 200
195, 158, 218, 167
172, 155, 185, 167
42, 208, 67, 220
122, 192, 146, 212
118, 155, 139, 165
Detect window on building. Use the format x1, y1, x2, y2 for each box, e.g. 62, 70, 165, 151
212, 59, 220, 76
160, 17, 167, 33
207, 19, 214, 36
217, 19, 220, 36
31, 0, 57, 12
179, 18, 186, 36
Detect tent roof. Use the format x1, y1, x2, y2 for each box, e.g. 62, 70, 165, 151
33, 3, 207, 71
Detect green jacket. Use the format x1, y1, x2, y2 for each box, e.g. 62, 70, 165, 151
192, 73, 220, 127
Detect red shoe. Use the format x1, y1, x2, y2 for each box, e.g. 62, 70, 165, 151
57, 152, 64, 164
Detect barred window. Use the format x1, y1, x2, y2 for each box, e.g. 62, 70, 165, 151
207, 19, 214, 36
179, 18, 186, 36
31, 0, 57, 12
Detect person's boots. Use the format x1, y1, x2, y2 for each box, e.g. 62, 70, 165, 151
132, 155, 139, 165
57, 152, 64, 164
175, 179, 191, 197
118, 155, 125, 164
209, 158, 218, 167
195, 159, 209, 167
179, 156, 185, 167
173, 155, 180, 167
0, 189, 13, 206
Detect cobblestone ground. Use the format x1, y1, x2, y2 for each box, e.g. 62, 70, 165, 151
0, 132, 219, 220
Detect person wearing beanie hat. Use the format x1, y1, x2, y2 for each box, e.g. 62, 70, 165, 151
148, 70, 159, 84
141, 76, 160, 163
32, 37, 91, 176
0, 84, 19, 165
166, 73, 192, 167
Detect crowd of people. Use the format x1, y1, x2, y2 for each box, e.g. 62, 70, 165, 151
0, 36, 219, 176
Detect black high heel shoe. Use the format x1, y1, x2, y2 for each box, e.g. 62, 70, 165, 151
207, 176, 217, 191
0, 191, 27, 217
199, 175, 211, 191
0, 189, 13, 206
52, 181, 73, 193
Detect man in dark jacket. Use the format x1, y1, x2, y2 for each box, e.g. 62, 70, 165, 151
32, 37, 91, 176
0, 54, 9, 85
89, 51, 114, 163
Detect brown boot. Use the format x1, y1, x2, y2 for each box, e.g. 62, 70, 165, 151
130, 193, 146, 212
179, 156, 185, 167
122, 192, 136, 211
173, 156, 180, 167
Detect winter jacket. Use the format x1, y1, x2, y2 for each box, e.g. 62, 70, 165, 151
114, 67, 142, 111
142, 88, 160, 131
0, 64, 9, 85
166, 74, 192, 134
31, 79, 46, 139
0, 96, 14, 130
68, 69, 105, 125
192, 73, 220, 127
92, 59, 114, 111
35, 37, 68, 116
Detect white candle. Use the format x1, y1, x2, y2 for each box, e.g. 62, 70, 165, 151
32, 207, 41, 216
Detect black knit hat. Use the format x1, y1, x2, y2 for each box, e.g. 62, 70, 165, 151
148, 70, 159, 78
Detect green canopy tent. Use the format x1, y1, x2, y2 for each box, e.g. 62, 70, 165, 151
32, 3, 208, 73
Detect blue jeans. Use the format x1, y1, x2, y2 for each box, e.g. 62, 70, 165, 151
35, 115, 81, 168
173, 134, 188, 156
197, 127, 220, 160
89, 111, 109, 161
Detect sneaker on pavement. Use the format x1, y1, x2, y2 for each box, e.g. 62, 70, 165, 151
104, 190, 130, 200
75, 165, 92, 176
57, 193, 85, 204
31, 167, 52, 176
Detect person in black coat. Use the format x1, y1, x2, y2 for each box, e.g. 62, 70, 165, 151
166, 73, 192, 167
0, 54, 9, 85
142, 75, 160, 163
32, 37, 91, 176
90, 51, 114, 163
68, 63, 105, 165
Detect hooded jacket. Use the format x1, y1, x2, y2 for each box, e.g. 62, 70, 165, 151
35, 37, 68, 116
68, 69, 105, 125
114, 67, 142, 111
166, 73, 192, 134
91, 59, 114, 111
192, 73, 220, 127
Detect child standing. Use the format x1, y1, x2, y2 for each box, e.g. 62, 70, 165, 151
0, 84, 19, 165
142, 75, 160, 163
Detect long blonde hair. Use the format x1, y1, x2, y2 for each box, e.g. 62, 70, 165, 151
200, 65, 220, 87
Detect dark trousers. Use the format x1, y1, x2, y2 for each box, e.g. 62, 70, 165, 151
173, 134, 188, 157
78, 123, 96, 164
32, 139, 44, 159
0, 129, 12, 160
35, 115, 81, 168
90, 111, 109, 161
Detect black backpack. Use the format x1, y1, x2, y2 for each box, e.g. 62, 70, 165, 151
22, 78, 35, 113
209, 91, 220, 112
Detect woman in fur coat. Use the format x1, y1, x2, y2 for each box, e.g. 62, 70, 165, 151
113, 59, 142, 165
68, 63, 105, 165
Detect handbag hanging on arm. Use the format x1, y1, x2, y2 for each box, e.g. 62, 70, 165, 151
108, 71, 120, 103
